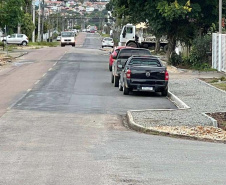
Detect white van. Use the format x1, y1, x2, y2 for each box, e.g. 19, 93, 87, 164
61, 31, 76, 47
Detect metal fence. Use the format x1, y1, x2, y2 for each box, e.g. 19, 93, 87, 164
212, 33, 226, 72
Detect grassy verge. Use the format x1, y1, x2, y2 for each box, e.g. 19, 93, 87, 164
100, 33, 110, 38
28, 41, 59, 47
200, 77, 226, 91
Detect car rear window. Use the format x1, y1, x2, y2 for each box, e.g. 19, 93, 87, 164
129, 58, 161, 67
104, 38, 113, 41
118, 49, 151, 59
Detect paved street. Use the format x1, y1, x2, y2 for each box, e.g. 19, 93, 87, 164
0, 33, 226, 185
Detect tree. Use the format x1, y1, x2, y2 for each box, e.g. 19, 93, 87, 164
0, 0, 25, 34
21, 13, 35, 39
109, 0, 218, 60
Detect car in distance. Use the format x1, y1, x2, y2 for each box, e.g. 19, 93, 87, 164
111, 48, 151, 87
119, 56, 169, 96
102, 37, 114, 48
1, 34, 28, 46
60, 31, 76, 47
109, 46, 132, 71
56, 35, 61, 41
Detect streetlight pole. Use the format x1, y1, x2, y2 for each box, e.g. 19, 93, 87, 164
219, 0, 222, 33
37, 0, 41, 42
32, 0, 35, 42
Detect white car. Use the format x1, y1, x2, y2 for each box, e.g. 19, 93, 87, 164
61, 31, 76, 47
56, 36, 61, 41
102, 37, 114, 48
1, 34, 28, 46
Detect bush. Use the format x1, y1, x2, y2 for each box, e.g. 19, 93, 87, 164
169, 52, 183, 66
189, 35, 212, 67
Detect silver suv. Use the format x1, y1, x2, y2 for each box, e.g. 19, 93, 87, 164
2, 34, 29, 46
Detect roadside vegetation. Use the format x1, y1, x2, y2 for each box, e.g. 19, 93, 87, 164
200, 77, 226, 91
28, 41, 59, 47
106, 0, 226, 71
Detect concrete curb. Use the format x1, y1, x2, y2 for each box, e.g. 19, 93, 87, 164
168, 91, 190, 109
126, 90, 225, 143
126, 110, 226, 143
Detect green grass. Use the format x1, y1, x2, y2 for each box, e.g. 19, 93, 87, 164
29, 41, 59, 47
101, 33, 110, 38
212, 83, 226, 91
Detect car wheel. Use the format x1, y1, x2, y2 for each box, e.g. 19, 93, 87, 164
109, 65, 112, 71
61, 44, 65, 47
72, 44, 75, 47
123, 83, 130, 95
119, 80, 123, 91
114, 75, 119, 87
22, 41, 27, 46
161, 88, 168, 96
127, 42, 137, 48
111, 73, 114, 83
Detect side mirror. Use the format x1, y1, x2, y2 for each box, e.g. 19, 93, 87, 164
112, 55, 117, 59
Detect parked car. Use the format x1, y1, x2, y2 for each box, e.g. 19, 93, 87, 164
102, 37, 114, 48
119, 56, 169, 96
61, 31, 76, 47
1, 34, 28, 46
111, 48, 151, 87
109, 46, 132, 71
56, 35, 61, 41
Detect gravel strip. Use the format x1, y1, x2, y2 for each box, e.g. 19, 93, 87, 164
131, 78, 226, 128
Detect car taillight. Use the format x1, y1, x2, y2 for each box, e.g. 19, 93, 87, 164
126, 69, 131, 79
165, 70, 169, 81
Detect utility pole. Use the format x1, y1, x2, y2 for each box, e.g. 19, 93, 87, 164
219, 0, 222, 33
48, 8, 50, 42
32, 0, 35, 42
41, 0, 44, 41
37, 0, 41, 42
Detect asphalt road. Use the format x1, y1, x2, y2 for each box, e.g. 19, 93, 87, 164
0, 33, 226, 185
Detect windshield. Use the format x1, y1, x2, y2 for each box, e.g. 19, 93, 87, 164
61, 32, 75, 37
118, 49, 151, 59
129, 58, 161, 67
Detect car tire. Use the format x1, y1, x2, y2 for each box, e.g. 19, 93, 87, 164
61, 44, 65, 47
72, 44, 75, 47
114, 75, 119, 87
111, 73, 114, 83
22, 41, 27, 46
126, 42, 137, 48
119, 80, 123, 91
123, 83, 130, 95
109, 65, 112, 71
161, 88, 168, 96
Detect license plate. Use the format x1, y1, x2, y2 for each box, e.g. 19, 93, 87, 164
142, 87, 153, 91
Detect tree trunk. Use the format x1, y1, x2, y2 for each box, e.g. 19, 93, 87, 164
166, 34, 176, 62
155, 37, 160, 54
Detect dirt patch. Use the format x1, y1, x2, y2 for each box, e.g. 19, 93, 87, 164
199, 77, 226, 91
206, 112, 226, 131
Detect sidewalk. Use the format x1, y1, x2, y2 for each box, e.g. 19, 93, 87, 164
127, 68, 226, 142
0, 49, 28, 66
